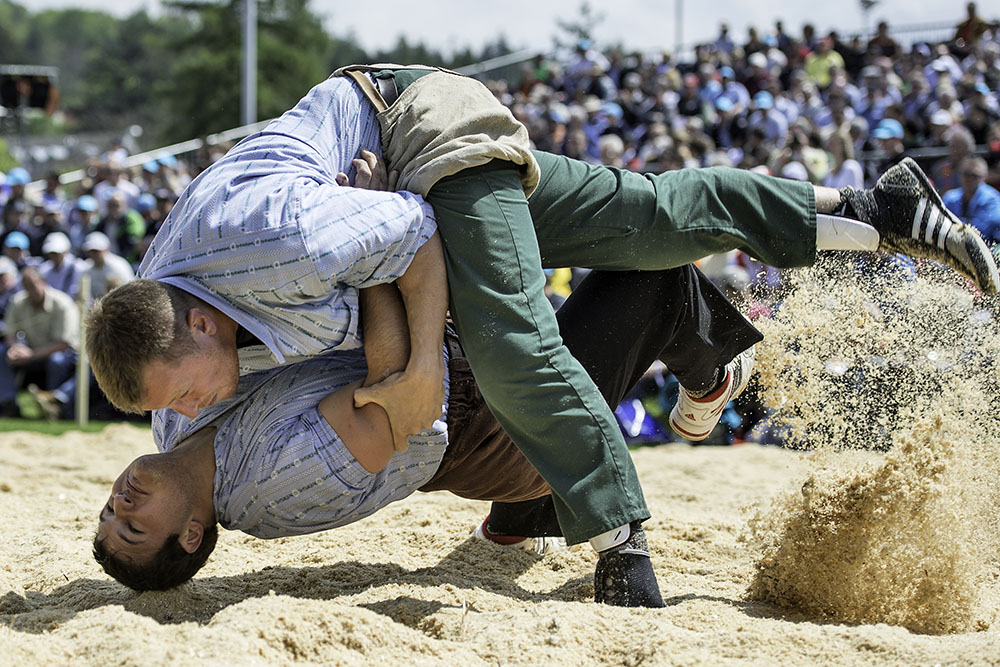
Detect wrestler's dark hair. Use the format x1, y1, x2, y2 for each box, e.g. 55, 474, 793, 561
92, 524, 219, 591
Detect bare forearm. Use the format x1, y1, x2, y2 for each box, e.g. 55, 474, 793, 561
359, 284, 410, 386
32, 341, 70, 360
395, 231, 448, 377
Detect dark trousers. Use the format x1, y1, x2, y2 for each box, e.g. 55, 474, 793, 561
0, 344, 77, 404
373, 67, 814, 543
420, 265, 762, 537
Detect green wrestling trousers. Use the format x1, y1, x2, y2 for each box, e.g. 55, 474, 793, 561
428, 154, 816, 544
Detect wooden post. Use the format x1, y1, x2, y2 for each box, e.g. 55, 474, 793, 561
75, 273, 90, 429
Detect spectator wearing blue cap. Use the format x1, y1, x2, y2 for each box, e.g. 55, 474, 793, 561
1, 167, 31, 224
66, 194, 99, 249
748, 90, 789, 149
2, 196, 43, 252
710, 94, 746, 150
139, 160, 161, 193
718, 66, 750, 115
869, 117, 907, 185
763, 78, 799, 127
5, 167, 30, 188
2, 231, 39, 271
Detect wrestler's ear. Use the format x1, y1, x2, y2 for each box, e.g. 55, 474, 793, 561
178, 520, 205, 554
186, 307, 218, 337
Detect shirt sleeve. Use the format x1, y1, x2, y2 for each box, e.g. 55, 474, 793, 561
294, 179, 437, 290
50, 295, 80, 349
218, 404, 446, 539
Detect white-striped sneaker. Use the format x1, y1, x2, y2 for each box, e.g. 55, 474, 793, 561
840, 157, 1000, 294
669, 345, 755, 442
471, 516, 567, 556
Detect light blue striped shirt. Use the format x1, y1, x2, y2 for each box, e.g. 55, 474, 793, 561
153, 346, 451, 538
139, 76, 438, 372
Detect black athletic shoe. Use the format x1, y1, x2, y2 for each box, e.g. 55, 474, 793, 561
593, 522, 665, 608
839, 157, 1000, 294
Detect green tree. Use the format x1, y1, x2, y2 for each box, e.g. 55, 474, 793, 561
0, 0, 31, 63
25, 9, 118, 112
75, 10, 192, 138
163, 0, 334, 142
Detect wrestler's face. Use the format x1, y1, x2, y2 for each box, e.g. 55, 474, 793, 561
139, 312, 240, 418
95, 455, 197, 565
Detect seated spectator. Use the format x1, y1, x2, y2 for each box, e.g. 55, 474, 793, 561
66, 195, 100, 247
40, 171, 64, 212
0, 267, 79, 418
92, 166, 139, 213
931, 124, 976, 193
0, 256, 20, 321
93, 192, 146, 261
1, 167, 30, 212
1, 199, 41, 256
926, 108, 956, 146
718, 66, 750, 115
822, 127, 864, 190
2, 232, 39, 271
81, 231, 135, 299
36, 201, 74, 249
39, 232, 86, 298
926, 84, 966, 125
804, 37, 844, 90
868, 118, 907, 184
747, 90, 788, 149
943, 156, 1000, 244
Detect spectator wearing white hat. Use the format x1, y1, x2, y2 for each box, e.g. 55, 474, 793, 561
920, 108, 954, 149
82, 231, 134, 299
39, 232, 86, 298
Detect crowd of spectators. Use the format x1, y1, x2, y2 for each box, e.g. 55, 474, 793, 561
0, 5, 998, 434
0, 149, 200, 419
507, 3, 1000, 444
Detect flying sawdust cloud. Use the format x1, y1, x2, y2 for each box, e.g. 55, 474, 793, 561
744, 254, 1000, 634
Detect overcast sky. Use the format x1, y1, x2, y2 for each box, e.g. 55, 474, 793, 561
21, 0, 977, 54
